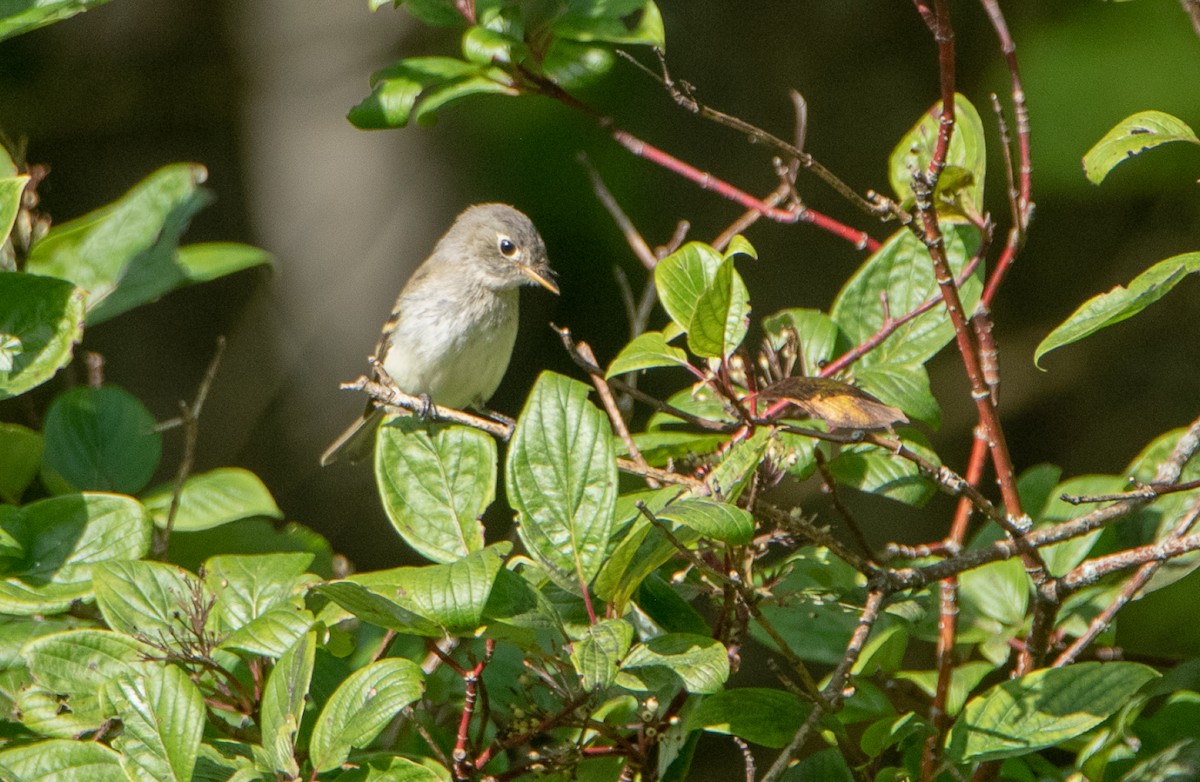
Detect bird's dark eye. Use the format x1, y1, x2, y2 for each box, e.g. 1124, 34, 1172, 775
498, 236, 519, 258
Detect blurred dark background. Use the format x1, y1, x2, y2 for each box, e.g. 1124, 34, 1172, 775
1, 0, 1198, 571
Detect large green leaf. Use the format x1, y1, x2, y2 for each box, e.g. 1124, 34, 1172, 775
830, 223, 982, 367
615, 633, 729, 694
0, 493, 152, 615
348, 57, 516, 129
827, 436, 936, 507
853, 362, 941, 429
41, 385, 161, 495
309, 658, 425, 773
92, 559, 198, 642
889, 93, 986, 217
1083, 111, 1200, 185
0, 272, 84, 400
375, 417, 494, 562
141, 467, 283, 531
551, 0, 665, 47
348, 544, 511, 633
657, 498, 754, 545
25, 164, 217, 325
258, 631, 316, 777
946, 662, 1158, 762
106, 665, 205, 782
1035, 252, 1200, 368
507, 372, 617, 594
685, 688, 809, 748
762, 308, 843, 377
0, 0, 113, 42
0, 739, 124, 782
203, 552, 313, 635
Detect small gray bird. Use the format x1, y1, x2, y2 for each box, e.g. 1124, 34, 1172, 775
321, 203, 557, 466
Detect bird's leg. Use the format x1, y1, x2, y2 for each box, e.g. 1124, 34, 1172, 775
416, 393, 437, 421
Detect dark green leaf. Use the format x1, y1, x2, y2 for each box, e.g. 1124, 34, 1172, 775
41, 386, 161, 494
827, 437, 936, 507
141, 467, 283, 531
854, 362, 941, 429
375, 417, 494, 563
686, 688, 809, 748
165, 518, 334, 580
0, 422, 42, 503
0, 272, 84, 400
552, 0, 665, 47
946, 662, 1158, 762
606, 330, 690, 378
539, 39, 615, 89
831, 223, 982, 367
309, 658, 425, 772
1035, 252, 1200, 368
1083, 111, 1200, 185
762, 308, 842, 376
507, 372, 617, 593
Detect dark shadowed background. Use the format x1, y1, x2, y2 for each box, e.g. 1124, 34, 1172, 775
1, 1, 1198, 571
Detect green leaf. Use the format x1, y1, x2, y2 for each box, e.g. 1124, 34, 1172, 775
654, 242, 723, 334
781, 747, 854, 782
461, 25, 528, 66
624, 430, 726, 466
106, 666, 205, 782
348, 57, 515, 129
539, 39, 615, 89
203, 552, 314, 635
552, 0, 665, 47
0, 175, 28, 245
507, 372, 617, 594
703, 426, 771, 503
41, 385, 161, 495
657, 498, 754, 545
1083, 110, 1200, 185
831, 223, 982, 367
616, 633, 729, 694
92, 559, 197, 642
0, 272, 85, 400
0, 493, 152, 615
686, 688, 809, 748
25, 164, 215, 325
220, 607, 314, 658
0, 739, 123, 781
570, 618, 633, 691
173, 242, 272, 283
1034, 252, 1200, 368
895, 661, 995, 717
309, 657, 425, 773
24, 628, 157, 693
339, 545, 507, 635
1038, 475, 1127, 577
946, 662, 1159, 762
0, 0, 114, 42
0, 422, 42, 503
762, 308, 842, 376
331, 755, 445, 782
606, 330, 690, 378
315, 581, 443, 638
141, 467, 283, 531
687, 256, 750, 359
889, 93, 986, 216
400, 0, 464, 26
375, 418, 494, 562
259, 631, 316, 777
827, 437, 936, 507
165, 518, 334, 580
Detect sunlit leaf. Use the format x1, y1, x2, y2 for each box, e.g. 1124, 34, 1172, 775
687, 256, 750, 359
606, 330, 690, 378
309, 658, 425, 772
0, 273, 84, 400
141, 467, 283, 531
1083, 110, 1200, 185
0, 0, 114, 43
889, 93, 986, 217
348, 57, 515, 129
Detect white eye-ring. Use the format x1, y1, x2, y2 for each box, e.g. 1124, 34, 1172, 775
498, 235, 520, 258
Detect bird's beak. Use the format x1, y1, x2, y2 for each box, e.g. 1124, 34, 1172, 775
522, 264, 560, 294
